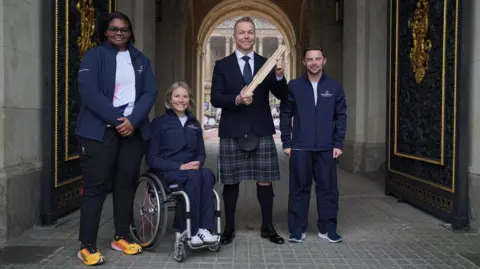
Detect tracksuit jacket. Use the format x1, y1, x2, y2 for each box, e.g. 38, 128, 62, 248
280, 73, 347, 151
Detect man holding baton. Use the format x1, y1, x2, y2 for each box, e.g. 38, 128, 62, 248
280, 47, 347, 243
210, 16, 288, 245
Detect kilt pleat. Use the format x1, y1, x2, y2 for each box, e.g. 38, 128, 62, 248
217, 136, 280, 184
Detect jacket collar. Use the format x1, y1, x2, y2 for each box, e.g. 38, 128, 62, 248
166, 109, 196, 121
103, 41, 141, 58
302, 71, 328, 83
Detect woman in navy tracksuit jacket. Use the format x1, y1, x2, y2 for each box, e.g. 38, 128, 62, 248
147, 81, 218, 246
280, 47, 347, 244
75, 12, 157, 265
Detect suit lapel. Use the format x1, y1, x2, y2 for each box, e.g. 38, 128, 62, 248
228, 53, 245, 83
253, 53, 262, 76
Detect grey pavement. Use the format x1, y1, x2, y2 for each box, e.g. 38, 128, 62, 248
1, 141, 480, 269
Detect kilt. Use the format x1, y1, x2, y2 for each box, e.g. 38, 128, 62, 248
217, 135, 280, 184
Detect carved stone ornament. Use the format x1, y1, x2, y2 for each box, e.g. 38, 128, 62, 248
408, 0, 432, 84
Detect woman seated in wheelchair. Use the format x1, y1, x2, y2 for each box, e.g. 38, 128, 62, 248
147, 81, 218, 246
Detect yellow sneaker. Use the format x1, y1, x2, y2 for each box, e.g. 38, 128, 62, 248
77, 246, 105, 266
111, 236, 143, 255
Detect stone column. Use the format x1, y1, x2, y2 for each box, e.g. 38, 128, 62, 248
0, 0, 44, 241
225, 36, 230, 56
205, 37, 212, 81
258, 37, 264, 55
232, 39, 236, 51
340, 0, 387, 174
117, 0, 156, 118
154, 0, 188, 116
309, 0, 343, 81
277, 36, 283, 46
285, 51, 290, 80
465, 0, 480, 233
173, 21, 187, 81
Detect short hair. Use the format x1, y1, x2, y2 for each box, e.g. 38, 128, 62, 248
96, 11, 135, 45
164, 81, 196, 111
234, 16, 256, 34
303, 47, 325, 58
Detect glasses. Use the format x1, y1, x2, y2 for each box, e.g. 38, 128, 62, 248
107, 26, 130, 34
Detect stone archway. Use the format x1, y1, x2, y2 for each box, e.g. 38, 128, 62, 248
194, 0, 298, 119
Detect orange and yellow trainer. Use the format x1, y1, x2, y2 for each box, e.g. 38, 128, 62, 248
77, 246, 105, 266
111, 236, 143, 255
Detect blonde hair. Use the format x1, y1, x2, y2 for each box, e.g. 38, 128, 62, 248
234, 16, 256, 34
164, 81, 196, 110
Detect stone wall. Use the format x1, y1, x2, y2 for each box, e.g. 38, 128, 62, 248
0, 0, 44, 242
339, 0, 387, 175
461, 0, 480, 232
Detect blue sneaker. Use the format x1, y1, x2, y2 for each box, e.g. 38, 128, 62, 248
318, 232, 343, 243
288, 233, 303, 243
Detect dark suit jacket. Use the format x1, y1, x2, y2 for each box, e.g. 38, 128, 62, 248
210, 52, 288, 138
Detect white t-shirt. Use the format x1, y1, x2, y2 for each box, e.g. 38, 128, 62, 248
311, 81, 318, 106
179, 115, 188, 126
113, 50, 136, 116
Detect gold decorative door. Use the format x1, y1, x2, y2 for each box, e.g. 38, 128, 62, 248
42, 0, 116, 224
386, 0, 468, 229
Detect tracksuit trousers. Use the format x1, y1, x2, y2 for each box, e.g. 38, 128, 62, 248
164, 168, 216, 233
288, 150, 339, 237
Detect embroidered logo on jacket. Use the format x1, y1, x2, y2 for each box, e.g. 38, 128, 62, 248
320, 90, 333, 97
187, 124, 198, 129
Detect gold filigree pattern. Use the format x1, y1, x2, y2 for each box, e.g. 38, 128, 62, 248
390, 179, 453, 213
408, 0, 432, 84
77, 0, 96, 56
55, 186, 83, 209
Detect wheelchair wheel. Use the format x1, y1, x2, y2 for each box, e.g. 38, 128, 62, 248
130, 173, 168, 249
173, 241, 186, 262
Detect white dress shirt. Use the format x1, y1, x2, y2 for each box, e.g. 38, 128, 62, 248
235, 50, 255, 76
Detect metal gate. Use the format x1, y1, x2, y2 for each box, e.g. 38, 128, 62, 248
386, 0, 468, 229
41, 0, 116, 224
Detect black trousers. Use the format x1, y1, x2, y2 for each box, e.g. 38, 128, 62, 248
77, 127, 145, 246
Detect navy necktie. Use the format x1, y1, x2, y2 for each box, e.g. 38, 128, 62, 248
242, 55, 252, 85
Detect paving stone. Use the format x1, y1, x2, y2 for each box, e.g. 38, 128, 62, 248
0, 142, 479, 269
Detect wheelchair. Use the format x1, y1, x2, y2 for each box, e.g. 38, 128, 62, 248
129, 170, 222, 262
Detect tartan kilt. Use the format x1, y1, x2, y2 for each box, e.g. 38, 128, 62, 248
217, 136, 280, 184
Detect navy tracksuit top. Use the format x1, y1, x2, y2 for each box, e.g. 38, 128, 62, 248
147, 109, 206, 172
279, 73, 347, 151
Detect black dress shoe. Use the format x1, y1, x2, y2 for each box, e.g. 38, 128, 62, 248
260, 224, 284, 244
220, 228, 235, 245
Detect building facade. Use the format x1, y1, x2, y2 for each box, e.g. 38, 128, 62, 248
0, 0, 478, 241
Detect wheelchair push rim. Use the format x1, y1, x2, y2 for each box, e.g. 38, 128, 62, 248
130, 174, 168, 248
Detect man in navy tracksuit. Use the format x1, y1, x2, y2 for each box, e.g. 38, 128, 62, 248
280, 47, 347, 243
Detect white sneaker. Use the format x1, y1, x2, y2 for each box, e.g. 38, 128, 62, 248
197, 228, 218, 244
190, 235, 203, 246
302, 233, 306, 240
